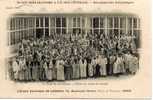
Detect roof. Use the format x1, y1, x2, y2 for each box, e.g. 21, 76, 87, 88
11, 12, 139, 18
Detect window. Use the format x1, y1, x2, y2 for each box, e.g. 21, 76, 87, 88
133, 18, 137, 28
73, 18, 77, 27
114, 17, 119, 28
133, 30, 140, 48
28, 18, 31, 28
56, 17, 61, 27
120, 17, 126, 29
36, 17, 39, 27
56, 17, 66, 34
72, 17, 83, 35
15, 19, 19, 30
128, 18, 132, 29
50, 17, 55, 27
91, 17, 105, 35
100, 18, 104, 28
93, 17, 99, 28
45, 17, 49, 27
9, 17, 37, 45
16, 31, 19, 43
10, 32, 15, 45
108, 17, 113, 28
23, 18, 26, 28
10, 18, 13, 30
20, 18, 23, 29
62, 18, 66, 27
77, 18, 81, 27
18, 18, 21, 29
30, 29, 34, 37
40, 17, 43, 27
50, 17, 55, 35
82, 18, 85, 28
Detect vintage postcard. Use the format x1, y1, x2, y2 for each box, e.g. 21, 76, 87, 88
0, 0, 151, 99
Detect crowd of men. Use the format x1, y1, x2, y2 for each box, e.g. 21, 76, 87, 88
9, 31, 139, 81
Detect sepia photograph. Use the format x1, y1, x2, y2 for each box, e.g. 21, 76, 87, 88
7, 13, 140, 82
0, 0, 151, 98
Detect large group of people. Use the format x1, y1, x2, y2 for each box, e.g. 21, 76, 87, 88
9, 31, 139, 81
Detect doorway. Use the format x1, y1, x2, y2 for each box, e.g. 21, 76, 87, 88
36, 28, 43, 38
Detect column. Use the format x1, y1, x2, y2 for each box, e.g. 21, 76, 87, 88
125, 16, 128, 35
8, 18, 11, 45
49, 16, 51, 36
112, 17, 114, 35
60, 17, 61, 35
55, 17, 56, 34
27, 17, 29, 39
81, 16, 82, 35
66, 16, 69, 34
98, 16, 100, 34
104, 16, 107, 37
34, 17, 36, 38
85, 16, 87, 37
118, 16, 121, 45
132, 17, 134, 36
43, 17, 45, 37
137, 18, 139, 30
14, 18, 16, 44
91, 17, 94, 34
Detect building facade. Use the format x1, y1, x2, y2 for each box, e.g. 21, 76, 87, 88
8, 13, 141, 48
